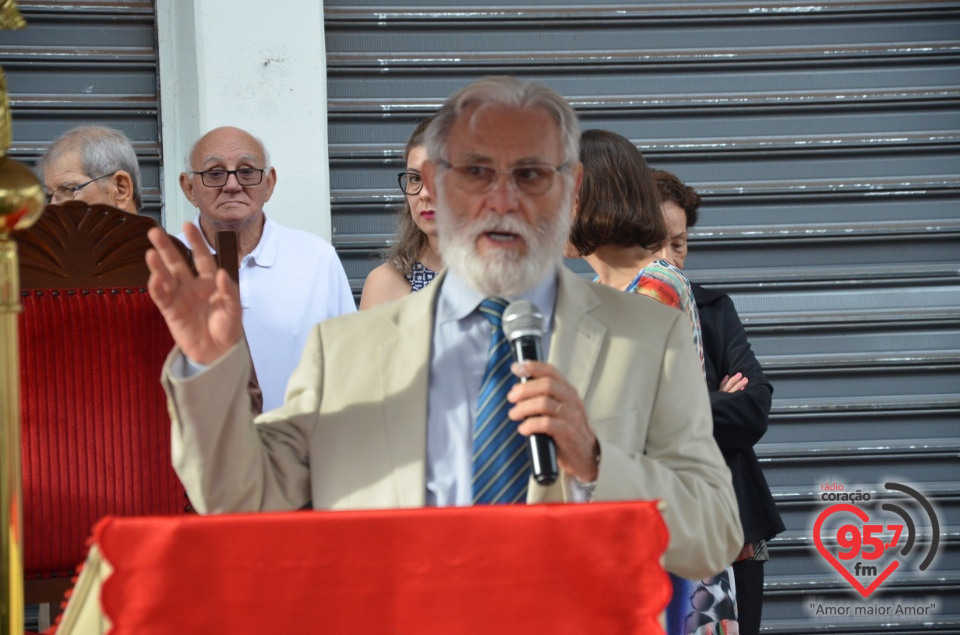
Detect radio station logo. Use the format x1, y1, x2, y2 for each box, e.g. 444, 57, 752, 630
814, 481, 940, 598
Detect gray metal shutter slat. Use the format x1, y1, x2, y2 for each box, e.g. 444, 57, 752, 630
0, 2, 162, 221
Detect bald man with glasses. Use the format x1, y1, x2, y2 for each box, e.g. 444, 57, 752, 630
178, 126, 355, 411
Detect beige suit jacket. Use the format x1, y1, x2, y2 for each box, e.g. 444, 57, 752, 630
164, 266, 742, 579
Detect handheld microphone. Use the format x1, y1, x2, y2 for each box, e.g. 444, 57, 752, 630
502, 300, 559, 486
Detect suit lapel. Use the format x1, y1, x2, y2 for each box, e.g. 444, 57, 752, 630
550, 267, 607, 398
528, 267, 607, 504
377, 273, 445, 507
376, 268, 607, 507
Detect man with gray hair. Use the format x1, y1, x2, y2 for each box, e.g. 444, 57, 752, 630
177, 125, 355, 411
146, 78, 741, 580
38, 124, 141, 213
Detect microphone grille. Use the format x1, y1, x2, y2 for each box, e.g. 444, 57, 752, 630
502, 300, 544, 343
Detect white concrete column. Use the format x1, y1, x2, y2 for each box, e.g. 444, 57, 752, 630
155, 1, 332, 240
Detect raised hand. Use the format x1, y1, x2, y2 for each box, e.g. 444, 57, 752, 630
146, 223, 243, 365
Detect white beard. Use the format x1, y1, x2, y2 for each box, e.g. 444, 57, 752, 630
435, 179, 573, 298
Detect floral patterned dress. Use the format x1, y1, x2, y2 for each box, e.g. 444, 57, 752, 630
620, 259, 704, 373
598, 259, 738, 635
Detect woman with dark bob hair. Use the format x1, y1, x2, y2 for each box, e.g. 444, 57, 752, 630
567, 129, 703, 369
360, 116, 442, 309
568, 129, 740, 635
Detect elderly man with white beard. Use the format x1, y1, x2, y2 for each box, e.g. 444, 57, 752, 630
145, 76, 741, 580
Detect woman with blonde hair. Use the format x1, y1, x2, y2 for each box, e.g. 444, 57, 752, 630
360, 116, 442, 308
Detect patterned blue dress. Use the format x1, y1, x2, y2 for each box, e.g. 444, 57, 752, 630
405, 261, 438, 292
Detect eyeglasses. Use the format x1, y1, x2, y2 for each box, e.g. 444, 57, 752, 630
397, 171, 424, 195
438, 160, 568, 196
191, 168, 265, 188
47, 172, 115, 204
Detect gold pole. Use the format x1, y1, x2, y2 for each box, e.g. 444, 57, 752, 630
0, 5, 45, 632
0, 164, 44, 635
0, 235, 24, 635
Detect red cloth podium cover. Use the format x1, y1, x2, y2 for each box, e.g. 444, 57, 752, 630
56, 501, 670, 635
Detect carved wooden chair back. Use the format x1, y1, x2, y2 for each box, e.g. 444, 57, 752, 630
13, 201, 240, 608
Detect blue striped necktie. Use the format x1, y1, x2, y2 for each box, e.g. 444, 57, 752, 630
472, 297, 529, 504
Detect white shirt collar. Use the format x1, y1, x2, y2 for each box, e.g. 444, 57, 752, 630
436, 265, 559, 332
190, 213, 275, 267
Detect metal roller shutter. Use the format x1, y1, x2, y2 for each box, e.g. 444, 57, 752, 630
0, 0, 161, 222
324, 2, 960, 632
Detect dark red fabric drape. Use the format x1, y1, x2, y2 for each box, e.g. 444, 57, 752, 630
89, 502, 669, 634
19, 288, 187, 578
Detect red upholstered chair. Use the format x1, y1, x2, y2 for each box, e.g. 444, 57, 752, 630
13, 202, 241, 616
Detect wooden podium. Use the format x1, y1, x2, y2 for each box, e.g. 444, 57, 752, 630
55, 502, 670, 634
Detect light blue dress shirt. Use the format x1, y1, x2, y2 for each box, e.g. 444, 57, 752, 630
425, 268, 558, 507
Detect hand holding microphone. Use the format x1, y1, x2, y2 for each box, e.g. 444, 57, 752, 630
503, 300, 600, 487
502, 300, 559, 485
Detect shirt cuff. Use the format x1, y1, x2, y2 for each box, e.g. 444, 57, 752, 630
569, 476, 598, 503
171, 352, 210, 380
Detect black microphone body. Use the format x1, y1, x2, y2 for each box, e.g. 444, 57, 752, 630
502, 301, 559, 486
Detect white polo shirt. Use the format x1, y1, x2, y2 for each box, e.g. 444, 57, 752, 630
181, 215, 356, 411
